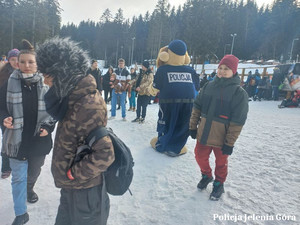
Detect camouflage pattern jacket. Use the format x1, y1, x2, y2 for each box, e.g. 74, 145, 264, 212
129, 69, 156, 96
51, 75, 115, 189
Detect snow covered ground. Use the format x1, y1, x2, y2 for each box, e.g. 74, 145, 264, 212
0, 100, 299, 225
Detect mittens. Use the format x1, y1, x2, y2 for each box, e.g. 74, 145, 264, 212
221, 144, 233, 155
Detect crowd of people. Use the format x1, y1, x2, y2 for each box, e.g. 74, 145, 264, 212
0, 37, 298, 225
0, 37, 160, 225
198, 66, 299, 108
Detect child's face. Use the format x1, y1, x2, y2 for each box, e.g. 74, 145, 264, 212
217, 64, 233, 78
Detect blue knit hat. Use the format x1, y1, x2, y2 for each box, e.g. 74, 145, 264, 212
168, 40, 187, 56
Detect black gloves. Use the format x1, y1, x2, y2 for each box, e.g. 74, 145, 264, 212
190, 130, 197, 139
222, 144, 233, 155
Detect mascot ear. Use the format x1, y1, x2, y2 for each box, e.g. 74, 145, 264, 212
156, 46, 169, 68
184, 52, 191, 65
159, 51, 169, 62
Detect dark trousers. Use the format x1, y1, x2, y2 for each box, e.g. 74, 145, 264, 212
257, 88, 265, 99
27, 155, 46, 190
1, 154, 11, 172
1, 128, 11, 173
55, 184, 110, 225
272, 86, 279, 100
104, 89, 112, 103
247, 85, 257, 97
136, 95, 151, 119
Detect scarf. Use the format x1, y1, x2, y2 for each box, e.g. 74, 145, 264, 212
44, 86, 69, 121
2, 70, 53, 158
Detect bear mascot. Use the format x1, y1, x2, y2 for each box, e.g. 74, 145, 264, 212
150, 40, 199, 157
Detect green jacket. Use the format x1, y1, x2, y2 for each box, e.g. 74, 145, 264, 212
189, 75, 248, 148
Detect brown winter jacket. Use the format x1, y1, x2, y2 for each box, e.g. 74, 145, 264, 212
189, 75, 248, 148
51, 75, 115, 189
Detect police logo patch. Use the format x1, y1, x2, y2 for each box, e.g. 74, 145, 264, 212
167, 72, 192, 83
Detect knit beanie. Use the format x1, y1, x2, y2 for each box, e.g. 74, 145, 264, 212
91, 59, 97, 64
218, 54, 239, 74
168, 40, 187, 56
7, 49, 20, 59
142, 61, 150, 69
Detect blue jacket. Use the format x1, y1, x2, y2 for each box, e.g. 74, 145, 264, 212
153, 65, 199, 100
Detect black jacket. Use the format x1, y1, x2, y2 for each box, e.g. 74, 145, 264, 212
102, 71, 112, 91
0, 80, 54, 160
86, 68, 102, 92
271, 71, 284, 86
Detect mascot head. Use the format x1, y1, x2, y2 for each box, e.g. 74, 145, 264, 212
156, 40, 190, 68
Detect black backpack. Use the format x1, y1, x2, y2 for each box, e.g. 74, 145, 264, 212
75, 127, 134, 196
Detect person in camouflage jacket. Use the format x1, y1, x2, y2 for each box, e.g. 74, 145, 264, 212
189, 55, 248, 201
36, 37, 114, 225
129, 61, 156, 123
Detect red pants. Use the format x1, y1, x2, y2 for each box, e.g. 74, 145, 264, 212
194, 142, 229, 183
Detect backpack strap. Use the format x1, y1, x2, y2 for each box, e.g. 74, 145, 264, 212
86, 127, 109, 148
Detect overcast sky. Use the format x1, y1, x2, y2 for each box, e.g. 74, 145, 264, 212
59, 0, 275, 25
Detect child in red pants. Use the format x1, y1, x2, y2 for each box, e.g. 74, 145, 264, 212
189, 55, 249, 200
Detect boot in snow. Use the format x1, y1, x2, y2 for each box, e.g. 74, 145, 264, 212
197, 174, 213, 190
12, 213, 29, 225
209, 180, 224, 201
132, 117, 140, 122
27, 183, 38, 203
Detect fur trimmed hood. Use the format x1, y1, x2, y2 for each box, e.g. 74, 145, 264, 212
36, 37, 90, 99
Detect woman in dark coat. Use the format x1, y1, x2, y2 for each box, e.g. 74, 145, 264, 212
102, 66, 113, 103
0, 40, 55, 225
86, 59, 102, 93
0, 48, 20, 179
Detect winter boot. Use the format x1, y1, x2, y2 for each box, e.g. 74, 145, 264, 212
27, 183, 38, 203
132, 117, 140, 122
197, 174, 213, 190
209, 180, 224, 201
139, 118, 145, 124
128, 107, 132, 111
12, 212, 29, 225
132, 107, 136, 112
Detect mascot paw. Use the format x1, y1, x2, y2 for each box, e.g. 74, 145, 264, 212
150, 137, 158, 150
180, 146, 188, 155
